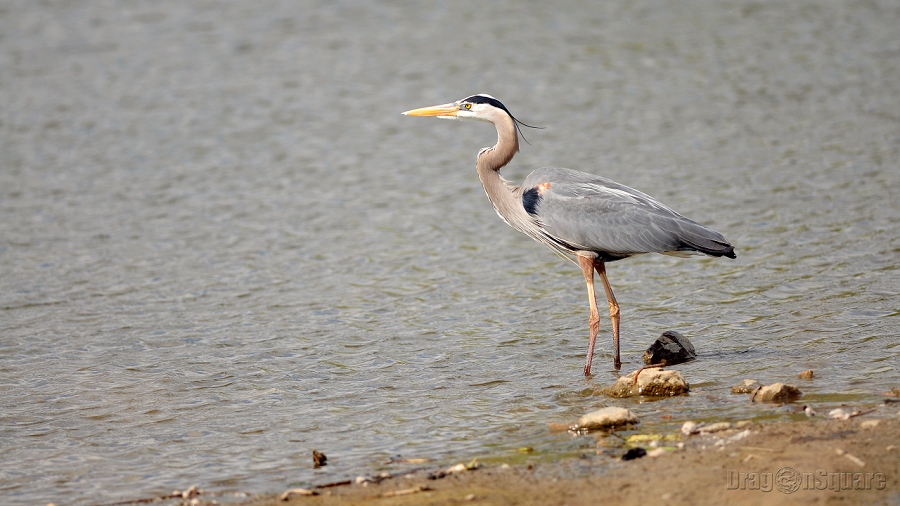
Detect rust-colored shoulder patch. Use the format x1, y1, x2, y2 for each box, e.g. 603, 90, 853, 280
537, 182, 551, 194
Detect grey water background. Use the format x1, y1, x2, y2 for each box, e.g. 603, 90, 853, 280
1, 1, 898, 504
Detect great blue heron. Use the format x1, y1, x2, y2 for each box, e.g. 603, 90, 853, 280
402, 94, 735, 375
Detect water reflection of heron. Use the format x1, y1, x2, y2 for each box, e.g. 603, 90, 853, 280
403, 94, 735, 375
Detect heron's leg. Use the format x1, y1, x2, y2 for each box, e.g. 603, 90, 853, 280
595, 261, 621, 370
578, 256, 601, 376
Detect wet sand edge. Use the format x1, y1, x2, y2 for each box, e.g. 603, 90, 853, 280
242, 414, 900, 506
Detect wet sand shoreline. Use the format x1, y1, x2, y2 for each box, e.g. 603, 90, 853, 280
235, 411, 899, 506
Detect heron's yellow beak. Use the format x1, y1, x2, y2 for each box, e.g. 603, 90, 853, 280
401, 103, 459, 119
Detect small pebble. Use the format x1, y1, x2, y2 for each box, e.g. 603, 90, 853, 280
576, 407, 638, 430
681, 421, 699, 435
647, 448, 666, 457
750, 383, 802, 402
279, 488, 318, 501
731, 379, 760, 394
381, 485, 429, 498
729, 429, 752, 443
700, 422, 731, 433
835, 449, 866, 467
830, 409, 849, 420
860, 419, 879, 429
829, 408, 861, 420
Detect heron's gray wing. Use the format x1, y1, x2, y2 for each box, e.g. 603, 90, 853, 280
521, 167, 734, 258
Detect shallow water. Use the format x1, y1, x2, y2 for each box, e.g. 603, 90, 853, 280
1, 1, 898, 504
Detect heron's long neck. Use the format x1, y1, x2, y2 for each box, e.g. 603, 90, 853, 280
476, 114, 531, 233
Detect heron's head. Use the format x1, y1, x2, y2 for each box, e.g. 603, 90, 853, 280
401, 94, 508, 122
402, 94, 539, 139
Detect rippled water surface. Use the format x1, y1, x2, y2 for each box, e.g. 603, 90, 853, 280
1, 1, 898, 504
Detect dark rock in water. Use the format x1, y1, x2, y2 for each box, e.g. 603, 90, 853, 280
622, 448, 647, 461
312, 450, 327, 468
642, 331, 696, 365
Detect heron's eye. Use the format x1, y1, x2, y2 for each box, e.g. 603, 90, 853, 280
463, 103, 472, 110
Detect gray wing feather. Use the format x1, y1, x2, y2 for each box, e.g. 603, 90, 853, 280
522, 167, 734, 258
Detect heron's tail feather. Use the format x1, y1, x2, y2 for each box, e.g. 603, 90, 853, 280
675, 220, 736, 259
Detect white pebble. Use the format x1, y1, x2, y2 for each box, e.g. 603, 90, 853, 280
700, 422, 732, 433
681, 421, 699, 435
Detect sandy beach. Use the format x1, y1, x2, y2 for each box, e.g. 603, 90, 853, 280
235, 410, 900, 506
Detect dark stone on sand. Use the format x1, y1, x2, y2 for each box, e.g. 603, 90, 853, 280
622, 448, 647, 461
642, 331, 696, 366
